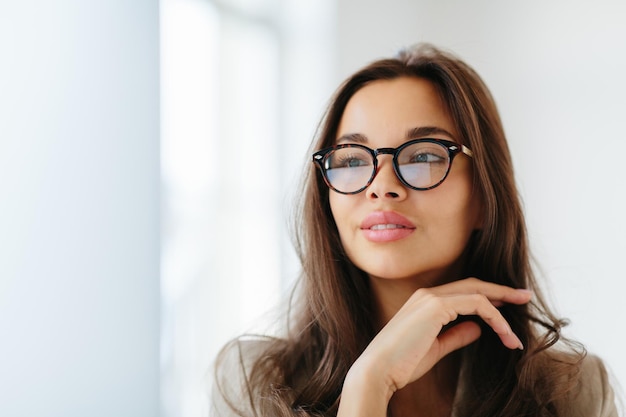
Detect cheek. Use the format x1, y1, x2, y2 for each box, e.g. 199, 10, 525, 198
328, 192, 358, 245
428, 183, 482, 238
329, 192, 348, 230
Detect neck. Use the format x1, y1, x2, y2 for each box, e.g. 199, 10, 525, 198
369, 261, 465, 329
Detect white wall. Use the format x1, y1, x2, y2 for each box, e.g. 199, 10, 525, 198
0, 2, 160, 416
336, 0, 626, 389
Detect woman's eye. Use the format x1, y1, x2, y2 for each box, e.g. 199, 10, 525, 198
334, 155, 370, 168
411, 152, 444, 163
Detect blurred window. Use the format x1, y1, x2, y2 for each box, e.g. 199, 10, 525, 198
160, 0, 335, 416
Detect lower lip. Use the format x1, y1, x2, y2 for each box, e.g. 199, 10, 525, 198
361, 228, 414, 243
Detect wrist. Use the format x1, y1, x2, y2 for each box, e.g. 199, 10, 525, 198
337, 359, 394, 417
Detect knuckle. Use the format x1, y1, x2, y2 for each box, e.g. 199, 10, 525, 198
415, 287, 432, 297
465, 277, 480, 285
445, 308, 459, 323
429, 298, 448, 316
464, 277, 483, 289
411, 287, 432, 301
415, 291, 444, 309
482, 306, 500, 322
469, 293, 487, 304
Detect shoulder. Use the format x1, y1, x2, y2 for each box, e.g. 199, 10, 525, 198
211, 337, 274, 417
555, 352, 619, 417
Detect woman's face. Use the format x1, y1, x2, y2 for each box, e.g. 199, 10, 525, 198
329, 77, 482, 285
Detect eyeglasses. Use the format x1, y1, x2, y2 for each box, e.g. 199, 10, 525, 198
312, 138, 473, 194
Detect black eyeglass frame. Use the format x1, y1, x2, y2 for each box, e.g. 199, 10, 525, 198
312, 138, 474, 195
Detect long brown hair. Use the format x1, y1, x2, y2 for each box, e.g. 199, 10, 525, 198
214, 44, 584, 417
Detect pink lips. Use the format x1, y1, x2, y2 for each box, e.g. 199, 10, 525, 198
360, 211, 415, 243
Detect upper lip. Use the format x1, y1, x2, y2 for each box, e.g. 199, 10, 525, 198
360, 211, 415, 230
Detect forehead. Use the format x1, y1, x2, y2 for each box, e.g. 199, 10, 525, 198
336, 77, 458, 144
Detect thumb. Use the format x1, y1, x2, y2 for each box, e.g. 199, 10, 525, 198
437, 321, 482, 359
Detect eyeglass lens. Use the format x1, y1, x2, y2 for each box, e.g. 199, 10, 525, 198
324, 142, 451, 193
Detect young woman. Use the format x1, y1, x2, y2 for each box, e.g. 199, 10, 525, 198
212, 44, 619, 417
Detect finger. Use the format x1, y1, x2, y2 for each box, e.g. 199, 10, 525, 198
436, 321, 482, 358
427, 278, 532, 305
443, 294, 524, 350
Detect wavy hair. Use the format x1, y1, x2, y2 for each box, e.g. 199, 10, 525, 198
214, 44, 584, 417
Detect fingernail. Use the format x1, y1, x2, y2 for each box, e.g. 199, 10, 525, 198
516, 289, 533, 296
516, 335, 524, 350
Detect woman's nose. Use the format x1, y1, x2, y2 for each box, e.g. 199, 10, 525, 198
365, 156, 408, 200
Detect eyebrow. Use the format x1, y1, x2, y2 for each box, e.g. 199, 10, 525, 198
336, 132, 368, 144
406, 126, 456, 140
336, 126, 456, 144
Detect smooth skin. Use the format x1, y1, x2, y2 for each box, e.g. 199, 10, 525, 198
330, 77, 531, 417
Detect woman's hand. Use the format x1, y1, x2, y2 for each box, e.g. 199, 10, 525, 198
337, 278, 532, 417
